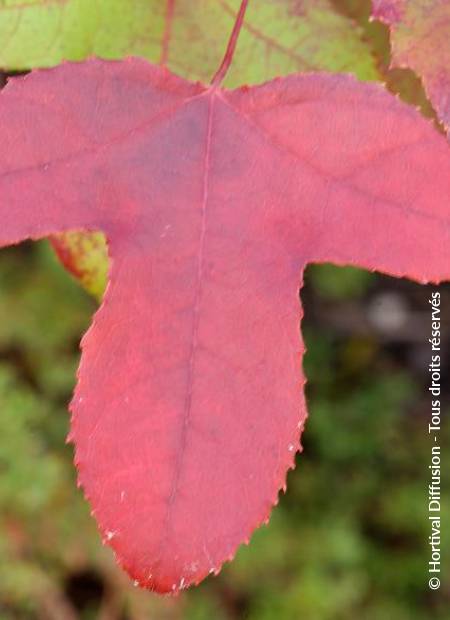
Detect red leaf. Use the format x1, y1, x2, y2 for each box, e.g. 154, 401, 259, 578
1, 55, 449, 592
372, 0, 450, 135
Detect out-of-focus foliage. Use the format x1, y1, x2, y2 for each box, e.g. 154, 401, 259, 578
0, 0, 379, 83
371, 0, 450, 135
0, 245, 448, 618
51, 232, 109, 302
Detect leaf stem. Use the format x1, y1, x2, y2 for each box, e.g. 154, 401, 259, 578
210, 0, 249, 87
160, 0, 175, 66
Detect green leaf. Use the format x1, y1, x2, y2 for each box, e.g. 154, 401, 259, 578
0, 0, 379, 82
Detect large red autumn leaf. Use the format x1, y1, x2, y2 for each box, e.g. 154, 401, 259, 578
372, 0, 450, 135
1, 7, 450, 593
46, 0, 381, 299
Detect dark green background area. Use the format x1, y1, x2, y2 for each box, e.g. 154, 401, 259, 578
0, 241, 448, 619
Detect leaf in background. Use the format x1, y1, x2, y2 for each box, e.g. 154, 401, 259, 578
0, 57, 449, 591
372, 0, 450, 135
51, 231, 108, 299
334, 0, 436, 117
0, 0, 379, 82
0, 0, 381, 298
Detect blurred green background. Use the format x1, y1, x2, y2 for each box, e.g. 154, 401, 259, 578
0, 242, 448, 619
